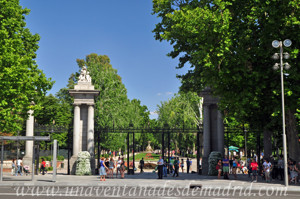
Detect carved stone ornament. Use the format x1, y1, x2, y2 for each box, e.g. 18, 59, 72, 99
78, 66, 92, 82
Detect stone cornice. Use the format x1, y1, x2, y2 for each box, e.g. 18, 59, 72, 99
69, 89, 100, 96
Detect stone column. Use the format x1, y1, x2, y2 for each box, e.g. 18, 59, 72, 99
202, 104, 210, 175
73, 105, 80, 157
25, 109, 34, 157
23, 109, 34, 167
217, 110, 224, 156
87, 105, 95, 174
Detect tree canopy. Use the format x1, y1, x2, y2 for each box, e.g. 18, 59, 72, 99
76, 53, 152, 151
0, 0, 53, 134
152, 0, 299, 160
157, 92, 202, 151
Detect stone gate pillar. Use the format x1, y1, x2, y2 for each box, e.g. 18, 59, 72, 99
23, 107, 35, 167
69, 66, 99, 175
200, 87, 225, 175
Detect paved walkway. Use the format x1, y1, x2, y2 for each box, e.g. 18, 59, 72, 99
1, 171, 299, 193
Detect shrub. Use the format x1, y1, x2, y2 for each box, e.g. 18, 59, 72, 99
57, 155, 64, 161
47, 166, 53, 171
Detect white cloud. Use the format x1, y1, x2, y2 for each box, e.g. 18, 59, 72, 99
157, 92, 173, 96
150, 111, 158, 119
150, 111, 158, 115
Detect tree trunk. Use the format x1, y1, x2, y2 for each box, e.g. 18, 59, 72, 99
286, 109, 300, 162
263, 129, 272, 160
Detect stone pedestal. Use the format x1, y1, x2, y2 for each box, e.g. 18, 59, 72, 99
69, 66, 99, 174
200, 87, 224, 175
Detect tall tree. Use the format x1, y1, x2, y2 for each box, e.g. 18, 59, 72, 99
0, 0, 53, 133
153, 0, 300, 161
157, 92, 202, 151
34, 94, 71, 148
76, 53, 151, 151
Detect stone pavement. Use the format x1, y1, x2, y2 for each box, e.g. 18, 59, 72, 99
1, 171, 299, 193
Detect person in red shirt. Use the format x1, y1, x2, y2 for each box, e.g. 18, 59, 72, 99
216, 160, 222, 179
40, 158, 46, 175
250, 159, 258, 182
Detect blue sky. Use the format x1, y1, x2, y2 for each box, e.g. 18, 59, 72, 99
19, 0, 189, 119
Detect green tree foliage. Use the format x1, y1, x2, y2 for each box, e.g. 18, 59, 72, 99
157, 92, 202, 150
0, 0, 53, 133
34, 94, 71, 148
224, 117, 256, 155
152, 0, 299, 160
76, 53, 151, 151
77, 54, 130, 128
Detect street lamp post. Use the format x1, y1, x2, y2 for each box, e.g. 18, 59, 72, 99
272, 39, 292, 187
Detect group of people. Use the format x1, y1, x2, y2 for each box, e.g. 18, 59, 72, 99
156, 156, 193, 179
287, 158, 300, 184
99, 157, 125, 181
216, 155, 262, 182
11, 157, 47, 176
11, 158, 24, 176
216, 155, 300, 184
218, 156, 265, 182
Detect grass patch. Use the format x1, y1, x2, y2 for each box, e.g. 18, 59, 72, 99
125, 153, 160, 161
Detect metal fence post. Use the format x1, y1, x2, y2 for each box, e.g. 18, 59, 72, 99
197, 129, 200, 174
127, 131, 130, 175
133, 130, 135, 174
0, 141, 4, 181
52, 140, 57, 182
32, 142, 35, 181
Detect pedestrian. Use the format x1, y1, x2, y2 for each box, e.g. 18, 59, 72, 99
105, 157, 109, 177
186, 158, 190, 173
250, 158, 258, 182
109, 157, 115, 179
229, 157, 233, 174
40, 158, 46, 175
157, 156, 164, 179
120, 157, 125, 179
199, 157, 202, 174
223, 155, 230, 179
180, 159, 184, 173
140, 158, 144, 173
247, 157, 252, 178
289, 160, 299, 184
216, 159, 222, 179
99, 157, 108, 181
277, 155, 284, 180
116, 157, 121, 178
263, 159, 272, 182
163, 159, 168, 177
173, 157, 179, 177
11, 159, 16, 176
169, 157, 174, 174
16, 157, 23, 176
232, 157, 238, 179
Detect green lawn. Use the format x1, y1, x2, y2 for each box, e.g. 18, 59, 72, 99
125, 153, 160, 161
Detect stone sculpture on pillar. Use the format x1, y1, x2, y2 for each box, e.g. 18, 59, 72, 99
200, 87, 224, 175
69, 66, 99, 174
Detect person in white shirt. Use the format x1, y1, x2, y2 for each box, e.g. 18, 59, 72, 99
16, 158, 23, 176
116, 157, 122, 178
157, 157, 164, 179
263, 159, 272, 182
